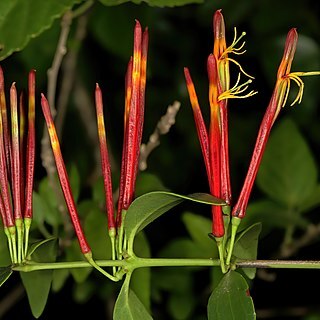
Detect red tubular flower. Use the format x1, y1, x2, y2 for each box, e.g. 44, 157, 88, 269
207, 55, 224, 238
19, 92, 26, 211
232, 29, 298, 220
117, 58, 133, 227
0, 68, 14, 231
184, 55, 225, 238
213, 11, 231, 206
0, 67, 11, 174
213, 10, 229, 92
95, 84, 116, 232
117, 21, 148, 227
10, 84, 22, 222
41, 94, 91, 255
122, 20, 142, 211
24, 70, 36, 221
0, 67, 37, 263
184, 68, 211, 179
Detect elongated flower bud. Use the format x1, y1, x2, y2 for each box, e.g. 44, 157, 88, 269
122, 20, 142, 211
207, 55, 224, 238
0, 67, 11, 172
184, 67, 211, 179
117, 21, 148, 228
95, 84, 116, 231
24, 70, 36, 220
10, 83, 22, 221
213, 9, 229, 92
41, 94, 91, 254
232, 28, 308, 219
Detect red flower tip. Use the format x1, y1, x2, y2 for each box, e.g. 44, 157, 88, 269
277, 28, 298, 79
213, 10, 226, 60
213, 9, 225, 40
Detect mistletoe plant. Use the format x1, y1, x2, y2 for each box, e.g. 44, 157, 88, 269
1, 9, 320, 320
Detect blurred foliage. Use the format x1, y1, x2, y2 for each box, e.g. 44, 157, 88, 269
0, 0, 320, 319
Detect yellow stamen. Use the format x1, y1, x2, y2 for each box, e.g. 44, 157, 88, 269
218, 74, 257, 101
220, 28, 247, 59
278, 71, 320, 107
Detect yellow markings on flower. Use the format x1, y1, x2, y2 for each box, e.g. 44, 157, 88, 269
10, 84, 19, 139
218, 74, 257, 101
98, 115, 106, 138
48, 124, 60, 152
186, 82, 201, 111
140, 56, 147, 88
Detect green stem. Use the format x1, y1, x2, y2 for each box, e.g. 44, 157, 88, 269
226, 216, 241, 266
216, 238, 227, 273
117, 210, 127, 258
4, 227, 14, 262
236, 259, 320, 269
12, 257, 320, 273
71, 0, 95, 19
8, 226, 18, 264
24, 218, 32, 257
109, 229, 116, 276
15, 218, 24, 263
84, 252, 120, 282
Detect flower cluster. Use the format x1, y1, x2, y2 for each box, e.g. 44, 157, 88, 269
0, 67, 35, 264
41, 20, 148, 278
184, 10, 320, 270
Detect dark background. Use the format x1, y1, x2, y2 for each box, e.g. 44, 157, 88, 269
1, 0, 320, 319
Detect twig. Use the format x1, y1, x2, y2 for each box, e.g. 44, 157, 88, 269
41, 11, 73, 178
139, 101, 181, 171
55, 14, 88, 140
280, 223, 320, 258
47, 11, 73, 116
40, 12, 74, 240
257, 223, 320, 282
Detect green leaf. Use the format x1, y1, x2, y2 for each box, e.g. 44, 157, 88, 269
98, 0, 203, 7
207, 271, 256, 320
84, 206, 112, 260
27, 237, 57, 259
32, 191, 61, 228
153, 268, 195, 319
124, 191, 225, 248
257, 119, 317, 208
113, 273, 153, 320
135, 172, 168, 197
92, 176, 105, 206
89, 4, 148, 60
168, 291, 195, 320
240, 200, 308, 237
233, 223, 262, 279
73, 280, 95, 303
20, 239, 57, 318
182, 211, 218, 257
131, 232, 151, 311
158, 238, 200, 259
0, 226, 11, 267
52, 268, 69, 292
0, 266, 12, 287
298, 184, 320, 213
0, 0, 81, 61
